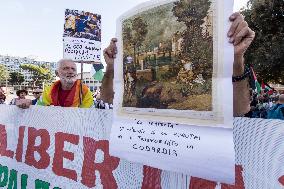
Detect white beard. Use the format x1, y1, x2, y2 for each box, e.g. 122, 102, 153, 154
61, 76, 77, 88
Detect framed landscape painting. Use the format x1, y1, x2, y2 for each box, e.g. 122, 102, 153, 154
114, 0, 234, 128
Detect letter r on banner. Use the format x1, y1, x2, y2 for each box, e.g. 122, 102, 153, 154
81, 138, 120, 189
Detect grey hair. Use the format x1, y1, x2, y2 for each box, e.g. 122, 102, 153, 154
56, 59, 75, 71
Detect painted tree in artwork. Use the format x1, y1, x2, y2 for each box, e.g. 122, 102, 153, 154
173, 0, 213, 80
123, 16, 148, 69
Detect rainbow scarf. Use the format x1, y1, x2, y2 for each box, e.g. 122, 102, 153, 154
49, 80, 87, 107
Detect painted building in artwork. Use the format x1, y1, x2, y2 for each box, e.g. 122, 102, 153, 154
0, 55, 57, 87
171, 32, 183, 56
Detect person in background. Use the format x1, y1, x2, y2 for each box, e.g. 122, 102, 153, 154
0, 88, 6, 104
267, 94, 284, 120
10, 89, 31, 108
35, 59, 94, 108
16, 39, 116, 109
32, 88, 43, 105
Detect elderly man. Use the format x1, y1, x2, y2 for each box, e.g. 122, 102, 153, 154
16, 39, 116, 109
0, 88, 6, 104
36, 59, 94, 108
31, 88, 43, 105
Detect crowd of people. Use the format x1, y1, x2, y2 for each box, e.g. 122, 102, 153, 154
2, 13, 282, 120
0, 87, 113, 109
245, 90, 284, 119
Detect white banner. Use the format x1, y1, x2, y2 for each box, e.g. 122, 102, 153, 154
0, 105, 284, 189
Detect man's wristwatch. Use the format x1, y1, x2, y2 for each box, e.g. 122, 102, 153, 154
232, 66, 251, 82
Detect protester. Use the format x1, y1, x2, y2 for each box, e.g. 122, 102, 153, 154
31, 88, 43, 105
10, 89, 31, 108
35, 59, 94, 108
0, 88, 6, 104
267, 94, 284, 120
16, 39, 115, 109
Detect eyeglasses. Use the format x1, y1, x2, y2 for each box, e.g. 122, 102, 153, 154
33, 92, 42, 94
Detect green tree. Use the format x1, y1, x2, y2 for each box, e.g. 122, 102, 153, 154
20, 64, 52, 89
173, 0, 213, 80
123, 16, 148, 68
242, 0, 284, 84
0, 64, 9, 84
8, 72, 25, 86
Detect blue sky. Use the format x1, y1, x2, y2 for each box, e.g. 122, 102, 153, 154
0, 0, 248, 70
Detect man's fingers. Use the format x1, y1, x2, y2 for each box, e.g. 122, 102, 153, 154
103, 38, 118, 60
231, 21, 248, 44
229, 12, 239, 21
229, 12, 243, 21
228, 13, 244, 37
228, 16, 242, 38
243, 29, 255, 46
234, 26, 250, 45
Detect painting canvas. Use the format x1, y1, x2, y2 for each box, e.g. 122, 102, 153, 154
115, 0, 234, 127
63, 9, 101, 62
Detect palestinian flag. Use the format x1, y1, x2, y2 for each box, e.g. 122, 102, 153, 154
251, 67, 261, 94
261, 81, 274, 95
91, 63, 104, 81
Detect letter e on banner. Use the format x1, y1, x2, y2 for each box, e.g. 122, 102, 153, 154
52, 132, 79, 181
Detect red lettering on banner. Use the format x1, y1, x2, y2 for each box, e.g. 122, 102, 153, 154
0, 124, 14, 158
188, 165, 245, 189
25, 127, 50, 169
81, 138, 119, 189
189, 177, 217, 189
52, 132, 79, 181
15, 126, 25, 162
221, 165, 244, 189
278, 175, 284, 186
141, 166, 162, 189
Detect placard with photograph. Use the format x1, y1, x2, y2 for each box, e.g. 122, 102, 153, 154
63, 9, 101, 62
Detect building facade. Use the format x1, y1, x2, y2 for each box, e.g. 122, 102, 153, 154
0, 55, 57, 87
76, 72, 102, 92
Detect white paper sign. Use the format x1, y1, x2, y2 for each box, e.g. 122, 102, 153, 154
63, 37, 101, 62
110, 118, 235, 184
